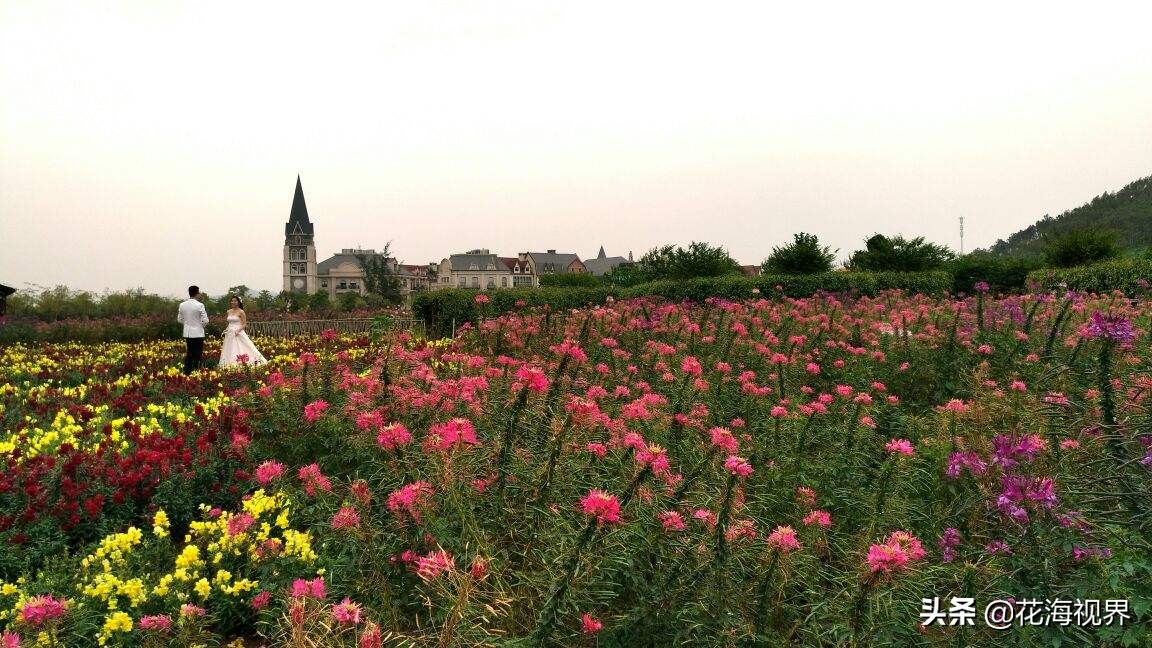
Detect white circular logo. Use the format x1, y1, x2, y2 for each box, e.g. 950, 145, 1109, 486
292, 278, 304, 289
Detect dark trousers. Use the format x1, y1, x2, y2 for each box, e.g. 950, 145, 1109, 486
183, 336, 205, 375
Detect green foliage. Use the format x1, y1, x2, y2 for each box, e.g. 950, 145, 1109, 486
337, 291, 365, 312
307, 290, 331, 312
538, 272, 601, 288
601, 263, 650, 287
848, 234, 955, 272
762, 232, 836, 274
1027, 258, 1152, 294
638, 241, 741, 280
356, 243, 404, 304
1042, 229, 1122, 268
990, 175, 1152, 258
947, 252, 1042, 293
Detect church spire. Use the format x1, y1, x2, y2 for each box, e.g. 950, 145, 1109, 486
597, 245, 606, 259
284, 175, 314, 238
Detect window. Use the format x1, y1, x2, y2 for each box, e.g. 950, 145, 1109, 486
320, 280, 328, 288
349, 282, 358, 290
501, 276, 508, 287
338, 281, 348, 290
471, 277, 479, 287
290, 262, 305, 274
514, 275, 534, 287
458, 276, 467, 286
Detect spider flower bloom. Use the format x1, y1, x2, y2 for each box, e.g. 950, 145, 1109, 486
724, 455, 754, 477
580, 489, 622, 524
303, 399, 330, 422
658, 510, 686, 531
1084, 311, 1136, 343
415, 549, 456, 580
137, 615, 173, 632
255, 460, 285, 485
802, 509, 832, 528
376, 423, 413, 450
939, 399, 970, 414
866, 531, 926, 574
513, 365, 550, 393
939, 528, 962, 563
331, 506, 362, 530
581, 613, 603, 634
709, 427, 739, 454
332, 598, 364, 625
1, 631, 20, 648
298, 464, 333, 496
290, 577, 327, 599
766, 525, 801, 553
387, 481, 435, 523
429, 418, 480, 450
884, 439, 915, 456
20, 595, 68, 627
359, 622, 384, 648
680, 355, 703, 377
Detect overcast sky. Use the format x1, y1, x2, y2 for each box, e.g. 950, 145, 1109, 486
2, 0, 1151, 297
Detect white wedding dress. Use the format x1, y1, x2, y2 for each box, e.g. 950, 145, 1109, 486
219, 313, 267, 367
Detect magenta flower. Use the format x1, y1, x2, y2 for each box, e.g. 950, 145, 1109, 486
138, 614, 173, 632
724, 455, 754, 477
581, 613, 603, 634
303, 399, 330, 422
1084, 311, 1135, 343
415, 549, 456, 580
332, 597, 364, 625
376, 423, 413, 450
331, 506, 362, 530
802, 510, 832, 528
255, 460, 285, 485
580, 489, 622, 524
658, 510, 686, 531
709, 427, 739, 454
19, 595, 67, 627
866, 531, 925, 574
766, 525, 801, 553
884, 438, 915, 456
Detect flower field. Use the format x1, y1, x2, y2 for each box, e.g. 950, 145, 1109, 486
1, 291, 1151, 646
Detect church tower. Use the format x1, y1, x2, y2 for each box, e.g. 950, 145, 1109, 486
283, 175, 319, 294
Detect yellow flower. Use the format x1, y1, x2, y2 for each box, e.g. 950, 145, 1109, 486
194, 578, 211, 598
153, 509, 170, 538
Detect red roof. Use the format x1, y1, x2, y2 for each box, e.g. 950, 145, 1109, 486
499, 257, 519, 270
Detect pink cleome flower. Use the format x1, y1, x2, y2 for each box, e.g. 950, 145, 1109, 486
415, 549, 456, 580
802, 510, 832, 528
20, 595, 68, 627
376, 423, 413, 451
581, 613, 603, 634
709, 427, 739, 454
387, 481, 435, 524
428, 418, 480, 451
884, 439, 915, 456
138, 614, 173, 632
866, 531, 926, 574
255, 460, 285, 485
332, 597, 364, 625
303, 399, 330, 422
331, 506, 362, 530
766, 525, 801, 553
724, 455, 754, 477
298, 463, 333, 497
580, 489, 622, 524
658, 510, 686, 531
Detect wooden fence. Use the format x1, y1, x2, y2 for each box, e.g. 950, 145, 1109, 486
246, 318, 425, 338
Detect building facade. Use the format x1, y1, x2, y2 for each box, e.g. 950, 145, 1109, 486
582, 246, 632, 276
280, 177, 432, 298
283, 176, 320, 294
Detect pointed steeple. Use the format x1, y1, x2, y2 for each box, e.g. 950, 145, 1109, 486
284, 175, 314, 238
597, 246, 606, 259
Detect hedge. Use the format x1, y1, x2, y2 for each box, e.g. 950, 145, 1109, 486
412, 271, 952, 337
1026, 258, 1152, 295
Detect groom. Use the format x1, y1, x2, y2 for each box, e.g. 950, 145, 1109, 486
177, 285, 210, 375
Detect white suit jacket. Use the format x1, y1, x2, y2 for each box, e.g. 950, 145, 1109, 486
177, 298, 210, 338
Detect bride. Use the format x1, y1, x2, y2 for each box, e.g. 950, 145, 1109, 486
219, 295, 268, 367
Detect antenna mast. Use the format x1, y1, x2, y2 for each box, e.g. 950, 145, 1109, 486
959, 216, 965, 255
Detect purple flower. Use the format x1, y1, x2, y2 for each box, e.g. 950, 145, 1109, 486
985, 540, 1013, 556
991, 434, 1045, 469
946, 451, 987, 479
1073, 545, 1113, 562
974, 281, 990, 294
1084, 311, 1136, 344
939, 527, 962, 563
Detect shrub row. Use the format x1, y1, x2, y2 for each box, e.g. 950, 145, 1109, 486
1026, 258, 1152, 295
412, 271, 952, 337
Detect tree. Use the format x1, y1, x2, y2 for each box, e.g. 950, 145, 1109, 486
1042, 229, 1120, 268
356, 243, 403, 305
307, 291, 331, 312
762, 233, 836, 275
252, 290, 277, 312
847, 234, 955, 272
601, 263, 650, 288
638, 242, 741, 281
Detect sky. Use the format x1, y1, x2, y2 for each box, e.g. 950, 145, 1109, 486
2, 0, 1151, 297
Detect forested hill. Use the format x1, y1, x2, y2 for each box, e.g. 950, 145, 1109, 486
986, 175, 1152, 257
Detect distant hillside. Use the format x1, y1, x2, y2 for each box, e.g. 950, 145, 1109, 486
986, 175, 1152, 258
